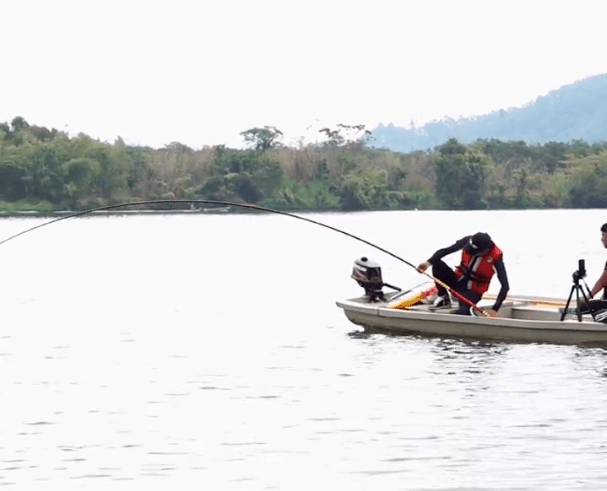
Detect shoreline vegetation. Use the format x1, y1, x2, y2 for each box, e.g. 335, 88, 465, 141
1, 117, 607, 216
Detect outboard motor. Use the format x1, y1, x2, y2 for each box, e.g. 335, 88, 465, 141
351, 257, 400, 301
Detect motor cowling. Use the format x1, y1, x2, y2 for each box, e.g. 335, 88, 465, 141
351, 257, 399, 301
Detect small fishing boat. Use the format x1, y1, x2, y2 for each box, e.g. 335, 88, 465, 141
337, 257, 607, 346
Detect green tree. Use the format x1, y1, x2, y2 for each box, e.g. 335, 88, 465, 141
125, 145, 153, 198
11, 116, 29, 133
88, 144, 129, 200
319, 124, 372, 148
567, 153, 607, 208
336, 168, 401, 210
63, 157, 101, 205
26, 144, 68, 203
240, 126, 283, 152
535, 141, 567, 173
434, 139, 490, 209
0, 158, 28, 200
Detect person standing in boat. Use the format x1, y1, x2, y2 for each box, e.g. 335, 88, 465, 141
416, 232, 509, 317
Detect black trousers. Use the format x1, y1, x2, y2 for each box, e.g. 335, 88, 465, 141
578, 299, 607, 317
432, 259, 482, 315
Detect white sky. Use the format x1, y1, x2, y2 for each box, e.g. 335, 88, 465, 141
2, 0, 607, 149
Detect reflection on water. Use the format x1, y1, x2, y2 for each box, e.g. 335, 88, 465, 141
0, 210, 607, 490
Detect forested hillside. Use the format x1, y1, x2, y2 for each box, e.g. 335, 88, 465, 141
2, 116, 607, 213
372, 74, 607, 152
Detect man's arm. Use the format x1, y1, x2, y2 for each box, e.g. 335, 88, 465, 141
491, 257, 510, 312
417, 236, 469, 273
590, 269, 607, 298
427, 236, 469, 264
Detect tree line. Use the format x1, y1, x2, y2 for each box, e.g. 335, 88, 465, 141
1, 116, 607, 213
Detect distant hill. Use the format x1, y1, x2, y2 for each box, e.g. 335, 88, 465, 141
371, 73, 607, 152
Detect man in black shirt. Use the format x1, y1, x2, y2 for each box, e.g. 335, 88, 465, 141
417, 232, 509, 316
579, 223, 607, 318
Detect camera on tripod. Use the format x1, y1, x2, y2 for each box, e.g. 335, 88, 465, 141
572, 259, 586, 283
562, 258, 592, 322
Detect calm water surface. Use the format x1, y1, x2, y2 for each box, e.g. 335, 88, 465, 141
1, 209, 607, 490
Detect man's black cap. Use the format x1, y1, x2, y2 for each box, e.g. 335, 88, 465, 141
465, 232, 493, 254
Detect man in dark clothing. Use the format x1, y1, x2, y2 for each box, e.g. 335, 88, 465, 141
579, 223, 607, 318
416, 232, 510, 316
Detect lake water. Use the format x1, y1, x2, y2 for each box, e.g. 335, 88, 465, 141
1, 208, 607, 490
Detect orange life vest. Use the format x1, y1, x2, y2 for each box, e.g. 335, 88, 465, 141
454, 245, 503, 295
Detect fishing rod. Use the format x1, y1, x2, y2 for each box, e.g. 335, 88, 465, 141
0, 199, 488, 316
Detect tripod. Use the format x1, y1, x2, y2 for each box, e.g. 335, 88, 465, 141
561, 267, 593, 322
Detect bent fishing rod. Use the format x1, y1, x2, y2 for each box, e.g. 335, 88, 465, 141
0, 199, 488, 316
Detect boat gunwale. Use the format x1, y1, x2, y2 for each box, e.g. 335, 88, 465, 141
336, 297, 607, 333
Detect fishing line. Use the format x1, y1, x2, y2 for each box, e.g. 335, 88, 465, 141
0, 199, 487, 316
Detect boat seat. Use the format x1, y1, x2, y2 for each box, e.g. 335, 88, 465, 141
510, 303, 563, 321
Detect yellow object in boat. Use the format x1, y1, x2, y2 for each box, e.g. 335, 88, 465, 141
388, 282, 438, 310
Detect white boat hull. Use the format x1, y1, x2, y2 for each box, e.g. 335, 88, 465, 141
336, 294, 607, 346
